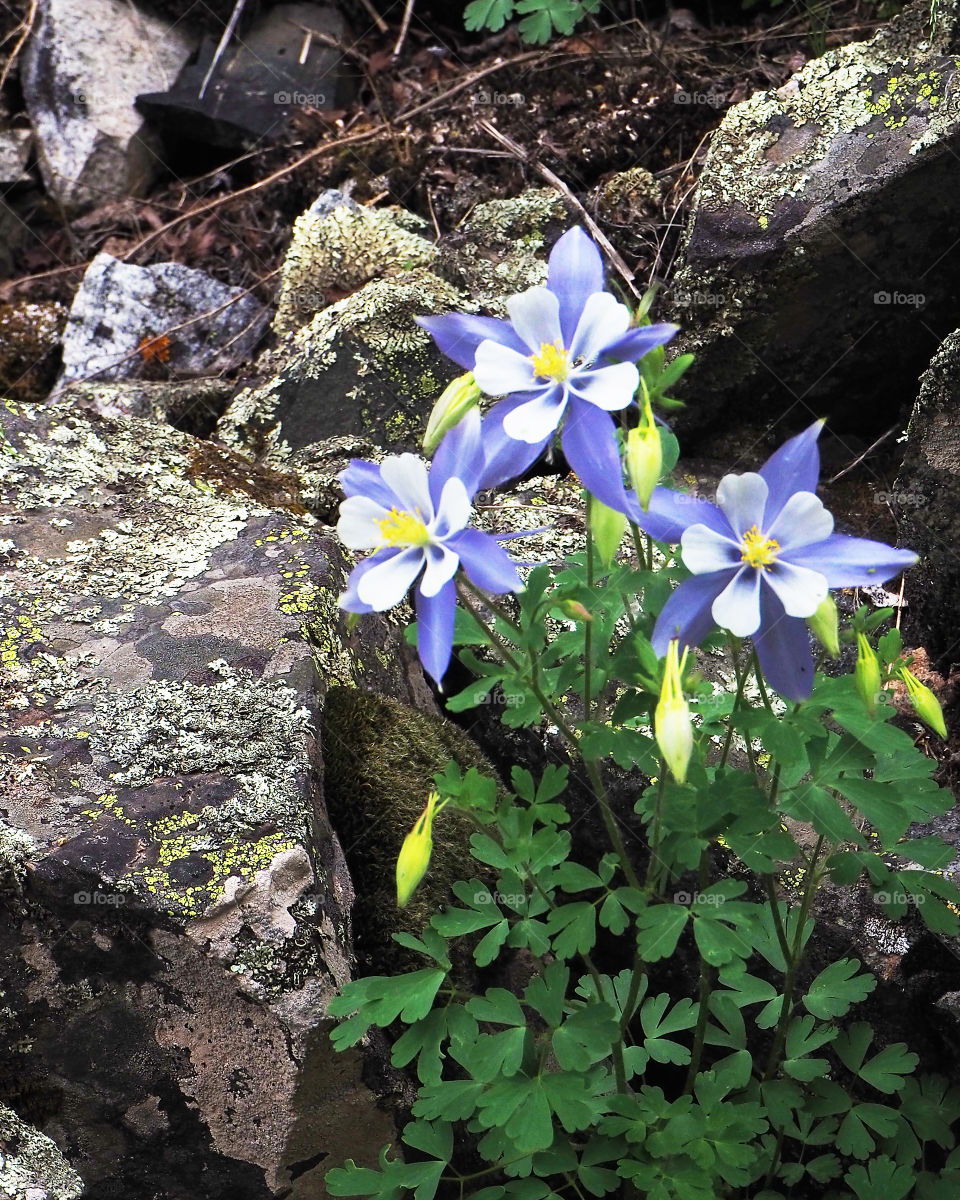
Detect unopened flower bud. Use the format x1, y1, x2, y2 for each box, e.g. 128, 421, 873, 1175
855, 633, 882, 716
899, 667, 947, 739
589, 498, 627, 567
807, 596, 840, 658
423, 374, 482, 455
397, 791, 443, 908
655, 639, 693, 783
625, 393, 662, 511
557, 599, 593, 622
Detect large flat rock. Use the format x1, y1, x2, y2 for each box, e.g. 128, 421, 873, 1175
0, 399, 432, 1198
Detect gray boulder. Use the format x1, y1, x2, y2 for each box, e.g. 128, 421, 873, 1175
22, 0, 195, 210
59, 253, 268, 385
667, 0, 960, 436
0, 398, 439, 1198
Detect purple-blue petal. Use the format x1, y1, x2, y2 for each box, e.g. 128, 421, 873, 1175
415, 579, 457, 687
759, 420, 824, 522
339, 460, 397, 508
547, 226, 605, 345
340, 551, 395, 614
785, 533, 917, 588
416, 313, 528, 370
601, 322, 678, 364
478, 396, 551, 490
752, 586, 815, 701
449, 528, 522, 594
560, 399, 632, 513
631, 486, 731, 544
429, 408, 484, 506
651, 570, 732, 656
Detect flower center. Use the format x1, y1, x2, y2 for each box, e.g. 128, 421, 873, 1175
740, 525, 780, 569
375, 507, 431, 547
530, 339, 570, 382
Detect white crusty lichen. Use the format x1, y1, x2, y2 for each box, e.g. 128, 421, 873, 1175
0, 1102, 84, 1200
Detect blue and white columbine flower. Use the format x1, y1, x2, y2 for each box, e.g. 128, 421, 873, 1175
647, 421, 918, 700
417, 227, 676, 513
337, 409, 522, 686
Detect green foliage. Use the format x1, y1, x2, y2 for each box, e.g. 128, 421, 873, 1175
464, 0, 600, 43
330, 424, 959, 1197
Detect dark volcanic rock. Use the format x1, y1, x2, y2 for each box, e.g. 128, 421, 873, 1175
0, 399, 437, 1198
667, 0, 960, 441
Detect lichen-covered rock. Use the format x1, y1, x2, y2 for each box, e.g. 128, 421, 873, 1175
218, 268, 468, 464
0, 302, 65, 404
59, 253, 269, 385
0, 1102, 83, 1200
896, 326, 960, 663
0, 398, 438, 1198
62, 376, 236, 437
0, 129, 32, 187
668, 0, 960, 436
274, 191, 437, 335
21, 0, 195, 210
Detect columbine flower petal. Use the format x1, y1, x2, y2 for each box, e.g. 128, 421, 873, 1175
567, 361, 639, 410
337, 495, 391, 549
766, 491, 833, 550
680, 524, 742, 574
569, 291, 631, 362
416, 313, 528, 369
420, 542, 460, 597
340, 460, 396, 507
416, 582, 457, 687
450, 528, 523, 593
380, 454, 434, 519
357, 546, 424, 608
548, 226, 605, 344
786, 534, 918, 587
477, 397, 550, 489
712, 567, 762, 637
506, 286, 563, 352
503, 389, 568, 443
561, 401, 633, 516
759, 420, 824, 520
764, 560, 829, 618
601, 323, 678, 364
429, 408, 483, 506
473, 341, 540, 397
651, 569, 736, 656
716, 472, 768, 538
753, 589, 815, 701
433, 476, 472, 539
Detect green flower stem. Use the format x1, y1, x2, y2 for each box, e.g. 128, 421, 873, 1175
763, 834, 826, 1082
683, 848, 714, 1093
584, 496, 595, 723
643, 769, 668, 895
719, 635, 756, 771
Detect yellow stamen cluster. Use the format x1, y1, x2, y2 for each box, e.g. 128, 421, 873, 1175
740, 525, 780, 569
530, 339, 570, 382
375, 507, 430, 547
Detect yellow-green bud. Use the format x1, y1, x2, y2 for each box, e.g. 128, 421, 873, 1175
589, 497, 627, 567
625, 393, 662, 511
423, 373, 482, 455
556, 599, 593, 622
854, 633, 882, 716
899, 667, 947, 738
655, 639, 693, 784
807, 596, 840, 658
396, 791, 443, 908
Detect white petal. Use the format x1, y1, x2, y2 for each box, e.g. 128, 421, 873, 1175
712, 567, 762, 637
567, 361, 639, 411
716, 472, 769, 538
765, 561, 829, 618
420, 543, 459, 597
506, 286, 563, 352
473, 340, 539, 396
766, 490, 834, 551
434, 476, 472, 538
379, 454, 433, 521
502, 390, 567, 444
337, 496, 390, 549
356, 547, 424, 609
569, 291, 631, 362
681, 523, 742, 574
